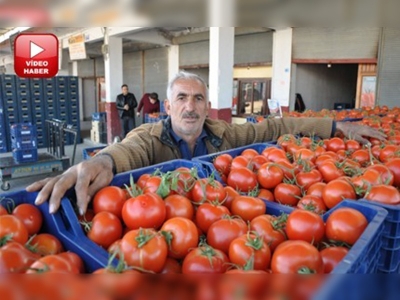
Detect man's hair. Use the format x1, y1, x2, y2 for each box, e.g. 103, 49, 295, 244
166, 71, 209, 101
149, 92, 159, 100
121, 84, 128, 89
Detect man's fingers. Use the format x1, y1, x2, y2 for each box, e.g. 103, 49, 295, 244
26, 178, 52, 193
48, 173, 77, 214
74, 171, 92, 216
33, 177, 61, 205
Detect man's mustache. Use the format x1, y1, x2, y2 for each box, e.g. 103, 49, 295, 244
182, 112, 200, 119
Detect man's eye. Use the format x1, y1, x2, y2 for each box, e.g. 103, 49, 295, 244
196, 96, 204, 101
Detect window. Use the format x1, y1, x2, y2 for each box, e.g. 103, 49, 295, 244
232, 78, 271, 116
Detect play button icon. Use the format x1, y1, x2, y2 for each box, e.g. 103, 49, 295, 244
14, 33, 59, 78
30, 41, 45, 59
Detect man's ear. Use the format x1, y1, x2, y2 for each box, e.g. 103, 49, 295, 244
164, 99, 171, 115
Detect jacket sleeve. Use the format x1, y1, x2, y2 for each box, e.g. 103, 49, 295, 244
116, 95, 124, 111
137, 94, 147, 113
131, 94, 138, 109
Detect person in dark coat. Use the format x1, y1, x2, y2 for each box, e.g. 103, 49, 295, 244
295, 93, 306, 113
116, 84, 137, 137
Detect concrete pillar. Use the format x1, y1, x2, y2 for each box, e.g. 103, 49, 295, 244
168, 45, 179, 82
208, 27, 234, 123
271, 28, 293, 113
104, 30, 123, 143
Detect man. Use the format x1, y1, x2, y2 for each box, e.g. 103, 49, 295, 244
28, 72, 386, 215
136, 92, 161, 123
116, 84, 137, 137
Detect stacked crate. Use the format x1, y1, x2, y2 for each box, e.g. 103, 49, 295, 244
55, 76, 69, 146
90, 112, 107, 144
0, 75, 19, 152
43, 78, 57, 121
15, 77, 33, 124
67, 76, 81, 145
10, 123, 38, 163
30, 78, 46, 148
0, 80, 6, 153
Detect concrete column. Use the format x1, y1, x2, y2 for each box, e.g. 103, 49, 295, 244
208, 27, 234, 123
71, 61, 78, 76
168, 45, 179, 82
271, 28, 293, 113
104, 30, 123, 142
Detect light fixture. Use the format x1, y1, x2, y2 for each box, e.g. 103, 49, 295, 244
327, 63, 332, 68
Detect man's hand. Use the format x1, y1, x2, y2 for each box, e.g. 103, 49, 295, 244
124, 104, 129, 110
26, 155, 114, 215
335, 121, 387, 145
136, 112, 140, 117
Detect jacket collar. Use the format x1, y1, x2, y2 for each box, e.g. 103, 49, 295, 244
152, 117, 223, 148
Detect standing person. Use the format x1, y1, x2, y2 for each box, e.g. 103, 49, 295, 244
116, 84, 137, 137
136, 92, 161, 123
295, 93, 306, 113
28, 72, 386, 214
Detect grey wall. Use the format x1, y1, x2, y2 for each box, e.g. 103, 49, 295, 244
123, 51, 143, 101
293, 28, 380, 60
180, 40, 209, 67
294, 64, 358, 111
144, 47, 169, 101
234, 32, 273, 64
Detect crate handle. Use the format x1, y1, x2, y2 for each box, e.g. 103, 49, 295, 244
56, 198, 87, 238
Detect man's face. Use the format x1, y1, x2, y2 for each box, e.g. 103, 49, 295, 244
165, 78, 210, 137
122, 86, 129, 95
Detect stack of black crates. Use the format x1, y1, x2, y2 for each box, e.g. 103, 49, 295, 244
0, 74, 81, 152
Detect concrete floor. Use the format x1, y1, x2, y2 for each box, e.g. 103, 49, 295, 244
0, 136, 107, 193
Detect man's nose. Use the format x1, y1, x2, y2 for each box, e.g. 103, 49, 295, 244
185, 97, 196, 111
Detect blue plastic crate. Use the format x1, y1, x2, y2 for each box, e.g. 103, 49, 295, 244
359, 199, 400, 273
144, 113, 168, 123
12, 148, 38, 163
0, 190, 104, 273
82, 146, 106, 160
55, 159, 215, 272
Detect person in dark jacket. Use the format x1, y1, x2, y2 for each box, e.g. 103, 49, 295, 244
116, 84, 137, 137
28, 72, 386, 215
136, 92, 161, 123
295, 93, 306, 113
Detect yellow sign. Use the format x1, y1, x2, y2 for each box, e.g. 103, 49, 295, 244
68, 33, 87, 60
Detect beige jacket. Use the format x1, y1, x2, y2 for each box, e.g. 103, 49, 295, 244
100, 117, 334, 173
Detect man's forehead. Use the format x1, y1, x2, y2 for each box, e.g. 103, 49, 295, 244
173, 79, 205, 94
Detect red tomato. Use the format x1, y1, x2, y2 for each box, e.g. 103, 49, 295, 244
325, 208, 368, 246
122, 192, 166, 230
160, 257, 182, 274
229, 233, 271, 270
142, 176, 162, 194
120, 228, 168, 273
271, 240, 324, 274
275, 160, 298, 180
231, 196, 266, 222
0, 215, 29, 245
365, 164, 394, 186
345, 140, 361, 153
250, 155, 269, 172
227, 167, 258, 193
160, 217, 199, 259
295, 169, 323, 191
231, 156, 251, 170
262, 147, 290, 163
385, 158, 400, 187
250, 214, 287, 252
257, 163, 284, 189
12, 204, 43, 236
293, 148, 316, 164
320, 246, 349, 273
195, 203, 231, 234
92, 186, 127, 220
213, 153, 233, 177
87, 211, 123, 249
257, 188, 275, 202
306, 182, 327, 199
29, 233, 64, 256
223, 186, 240, 211
297, 195, 327, 215
58, 251, 85, 273
273, 183, 302, 206
182, 245, 229, 274
277, 134, 297, 151
379, 145, 400, 163
0, 242, 40, 273
26, 254, 80, 274
164, 194, 194, 220
322, 179, 356, 209
364, 184, 400, 205
326, 137, 346, 152
286, 210, 325, 244
317, 160, 344, 183
350, 149, 371, 167
0, 206, 7, 216
136, 173, 151, 190
241, 148, 259, 160
207, 218, 248, 255
191, 178, 226, 205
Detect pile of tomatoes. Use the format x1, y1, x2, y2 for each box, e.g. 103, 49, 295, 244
0, 199, 85, 274
70, 161, 375, 299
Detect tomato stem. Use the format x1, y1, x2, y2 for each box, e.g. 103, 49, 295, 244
135, 228, 155, 248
